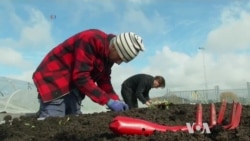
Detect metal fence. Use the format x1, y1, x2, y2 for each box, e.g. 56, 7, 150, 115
161, 82, 250, 105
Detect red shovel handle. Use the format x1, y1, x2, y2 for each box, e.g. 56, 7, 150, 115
210, 103, 217, 127
217, 100, 227, 124
109, 116, 187, 135
229, 102, 242, 129
196, 103, 202, 126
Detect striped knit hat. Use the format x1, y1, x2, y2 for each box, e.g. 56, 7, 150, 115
112, 32, 144, 62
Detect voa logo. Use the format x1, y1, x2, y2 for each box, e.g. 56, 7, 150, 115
186, 122, 211, 134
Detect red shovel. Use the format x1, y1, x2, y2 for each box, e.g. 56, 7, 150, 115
109, 102, 242, 136
109, 116, 187, 135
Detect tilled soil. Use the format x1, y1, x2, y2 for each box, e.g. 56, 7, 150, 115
0, 103, 249, 141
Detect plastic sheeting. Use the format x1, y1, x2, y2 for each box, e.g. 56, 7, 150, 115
0, 92, 109, 114
0, 77, 108, 114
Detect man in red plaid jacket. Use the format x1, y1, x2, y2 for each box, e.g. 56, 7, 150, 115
33, 29, 144, 118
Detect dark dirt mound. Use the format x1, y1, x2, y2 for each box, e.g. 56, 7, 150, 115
0, 103, 249, 141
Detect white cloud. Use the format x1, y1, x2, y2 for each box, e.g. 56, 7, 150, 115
0, 2, 24, 31
19, 8, 54, 49
0, 7, 54, 50
142, 47, 205, 90
207, 53, 250, 88
0, 6, 54, 82
190, 2, 250, 89
7, 70, 35, 83
206, 3, 250, 53
138, 45, 250, 92
119, 7, 167, 34
0, 47, 32, 69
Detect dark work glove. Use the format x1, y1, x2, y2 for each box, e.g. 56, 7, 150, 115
106, 99, 129, 112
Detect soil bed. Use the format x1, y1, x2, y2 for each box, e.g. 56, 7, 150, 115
0, 103, 249, 141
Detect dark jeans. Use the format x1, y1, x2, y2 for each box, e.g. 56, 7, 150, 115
38, 89, 85, 118
121, 85, 138, 109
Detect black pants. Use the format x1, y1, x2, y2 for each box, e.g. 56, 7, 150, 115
121, 86, 138, 109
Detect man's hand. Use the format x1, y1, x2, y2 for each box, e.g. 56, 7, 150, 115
148, 100, 152, 103
107, 99, 129, 112
145, 101, 151, 106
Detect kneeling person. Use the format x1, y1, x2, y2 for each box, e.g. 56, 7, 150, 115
121, 74, 165, 109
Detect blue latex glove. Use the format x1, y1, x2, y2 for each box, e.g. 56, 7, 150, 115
106, 99, 129, 112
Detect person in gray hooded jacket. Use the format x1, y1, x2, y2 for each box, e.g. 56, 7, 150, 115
121, 74, 165, 109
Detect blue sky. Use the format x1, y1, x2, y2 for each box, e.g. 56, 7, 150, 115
0, 0, 250, 97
